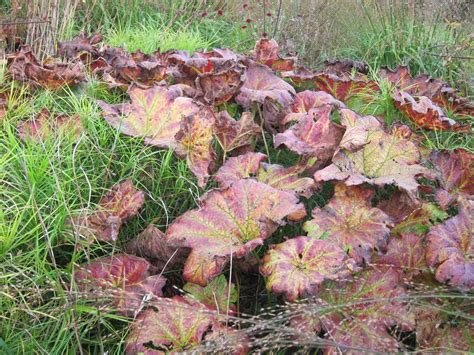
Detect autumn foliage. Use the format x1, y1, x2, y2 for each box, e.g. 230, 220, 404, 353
4, 35, 473, 354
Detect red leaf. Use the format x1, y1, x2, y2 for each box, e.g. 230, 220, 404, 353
314, 109, 433, 198
58, 32, 103, 59
165, 179, 306, 285
252, 38, 296, 71
274, 105, 345, 164
426, 197, 473, 290
175, 108, 216, 187
236, 61, 295, 109
260, 236, 356, 301
393, 90, 470, 132
303, 184, 393, 264
17, 108, 84, 142
123, 225, 189, 271
69, 180, 145, 242
98, 85, 202, 149
214, 152, 267, 189
279, 90, 346, 127
214, 111, 261, 155
74, 254, 165, 315
7, 46, 85, 90
429, 149, 474, 209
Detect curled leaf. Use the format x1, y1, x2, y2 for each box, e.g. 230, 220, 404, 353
260, 236, 356, 301
274, 105, 345, 164
426, 197, 473, 290
214, 152, 267, 189
7, 46, 84, 90
429, 149, 474, 209
235, 61, 295, 109
74, 254, 165, 315
252, 38, 296, 71
166, 179, 306, 285
279, 90, 346, 126
303, 184, 393, 264
393, 90, 470, 132
69, 180, 145, 242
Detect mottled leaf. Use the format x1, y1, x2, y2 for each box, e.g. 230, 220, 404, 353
235, 61, 295, 109
214, 111, 260, 155
374, 233, 427, 278
69, 180, 145, 242
303, 184, 393, 264
165, 179, 306, 285
123, 225, 189, 271
280, 90, 346, 126
282, 67, 378, 102
252, 38, 296, 71
125, 296, 214, 354
429, 149, 474, 209
7, 46, 84, 90
214, 152, 267, 189
320, 267, 414, 353
17, 108, 84, 142
74, 254, 165, 315
379, 65, 474, 118
183, 275, 238, 314
175, 108, 216, 187
393, 90, 470, 132
426, 197, 473, 290
390, 202, 448, 236
98, 85, 202, 149
257, 162, 316, 198
260, 236, 356, 301
274, 105, 345, 164
314, 109, 433, 197
195, 67, 244, 104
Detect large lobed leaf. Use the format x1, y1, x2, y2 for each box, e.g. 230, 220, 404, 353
69, 180, 145, 242
429, 149, 474, 209
252, 38, 296, 71
319, 267, 415, 353
123, 224, 189, 271
235, 61, 295, 109
17, 108, 84, 143
165, 179, 306, 285
425, 197, 473, 290
314, 108, 433, 197
213, 111, 261, 155
74, 254, 165, 315
274, 104, 345, 164
260, 236, 356, 301
98, 85, 202, 149
175, 108, 216, 187
214, 152, 316, 197
126, 296, 246, 354
183, 275, 238, 314
303, 183, 393, 264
